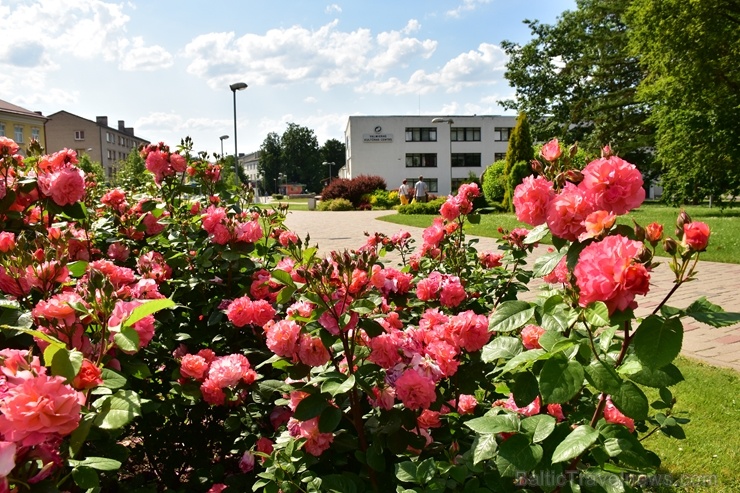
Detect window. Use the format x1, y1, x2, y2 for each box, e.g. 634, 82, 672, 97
0, 123, 4, 137
494, 153, 507, 162
405, 127, 437, 142
450, 127, 481, 142
31, 127, 40, 142
74, 130, 85, 140
405, 153, 437, 168
106, 132, 113, 143
451, 153, 482, 167
451, 178, 468, 192
407, 177, 438, 193
107, 150, 113, 160
494, 127, 512, 142
14, 126, 23, 143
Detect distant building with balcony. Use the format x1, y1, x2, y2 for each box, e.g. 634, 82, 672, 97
45, 111, 150, 181
344, 115, 516, 196
0, 98, 48, 155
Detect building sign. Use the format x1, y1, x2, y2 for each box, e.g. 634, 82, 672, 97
362, 133, 393, 143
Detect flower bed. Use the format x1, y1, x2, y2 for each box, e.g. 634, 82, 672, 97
0, 135, 736, 492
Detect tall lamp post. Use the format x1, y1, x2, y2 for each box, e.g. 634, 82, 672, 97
432, 117, 454, 194
219, 135, 229, 159
229, 82, 248, 184
322, 161, 335, 185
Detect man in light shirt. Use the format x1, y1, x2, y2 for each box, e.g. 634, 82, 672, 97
414, 176, 428, 203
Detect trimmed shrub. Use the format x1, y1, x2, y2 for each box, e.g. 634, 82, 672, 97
370, 189, 400, 209
318, 198, 354, 211
320, 174, 387, 207
398, 197, 445, 214
482, 160, 507, 203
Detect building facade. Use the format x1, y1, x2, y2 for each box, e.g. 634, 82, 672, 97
344, 115, 516, 196
45, 111, 150, 181
0, 99, 47, 155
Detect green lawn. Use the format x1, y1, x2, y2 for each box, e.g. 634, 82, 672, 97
377, 203, 740, 264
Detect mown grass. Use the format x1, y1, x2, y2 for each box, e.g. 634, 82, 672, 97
377, 202, 740, 264
642, 357, 740, 492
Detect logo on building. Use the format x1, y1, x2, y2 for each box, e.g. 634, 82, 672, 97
363, 133, 393, 143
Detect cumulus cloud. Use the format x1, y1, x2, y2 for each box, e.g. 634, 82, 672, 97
183, 19, 437, 90
325, 4, 342, 14
119, 37, 174, 71
446, 0, 492, 18
136, 112, 229, 135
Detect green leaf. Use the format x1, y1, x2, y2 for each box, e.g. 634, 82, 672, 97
271, 268, 296, 288
321, 374, 356, 396
495, 434, 543, 477
488, 301, 535, 333
66, 260, 89, 278
415, 458, 436, 485
510, 372, 540, 407
276, 285, 296, 305
395, 461, 416, 483
471, 434, 498, 464
501, 348, 548, 374
524, 223, 550, 245
539, 356, 584, 404
551, 425, 599, 463
632, 316, 683, 368
541, 296, 574, 333
69, 414, 95, 458
532, 249, 566, 277
467, 213, 481, 224
481, 337, 523, 363
584, 360, 622, 395
72, 466, 99, 489
318, 405, 343, 433
93, 390, 142, 429
629, 364, 684, 388
113, 326, 140, 353
293, 393, 330, 421
685, 297, 740, 327
580, 469, 625, 493
521, 414, 556, 443
121, 298, 175, 329
68, 456, 122, 471
584, 302, 610, 328
611, 381, 649, 420
46, 346, 84, 382
350, 299, 377, 314
465, 414, 519, 434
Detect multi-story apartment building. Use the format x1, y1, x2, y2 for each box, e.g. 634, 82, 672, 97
344, 115, 516, 196
45, 111, 150, 181
0, 98, 48, 155
239, 150, 261, 185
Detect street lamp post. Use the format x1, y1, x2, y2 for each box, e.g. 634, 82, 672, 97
219, 135, 229, 159
229, 82, 248, 184
432, 117, 454, 195
322, 161, 335, 185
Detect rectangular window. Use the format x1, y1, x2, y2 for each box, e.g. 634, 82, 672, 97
407, 178, 438, 193
31, 127, 40, 142
405, 127, 437, 142
74, 130, 85, 140
494, 127, 512, 142
494, 152, 507, 162
405, 153, 437, 168
107, 150, 113, 160
451, 153, 482, 167
450, 127, 481, 142
451, 178, 468, 192
14, 126, 23, 143
0, 123, 5, 137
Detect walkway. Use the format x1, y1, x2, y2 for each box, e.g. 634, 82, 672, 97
284, 210, 740, 372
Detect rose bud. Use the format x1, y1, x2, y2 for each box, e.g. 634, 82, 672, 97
601, 145, 613, 158
569, 142, 579, 158
564, 169, 584, 184
634, 246, 653, 264
676, 210, 691, 230
683, 222, 710, 251
645, 222, 663, 245
663, 237, 678, 256
530, 159, 544, 175
633, 221, 645, 242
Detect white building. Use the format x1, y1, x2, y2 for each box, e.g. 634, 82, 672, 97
343, 115, 516, 196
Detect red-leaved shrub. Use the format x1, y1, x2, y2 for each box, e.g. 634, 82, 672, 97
320, 175, 386, 208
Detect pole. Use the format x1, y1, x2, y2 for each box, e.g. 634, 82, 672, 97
232, 89, 239, 185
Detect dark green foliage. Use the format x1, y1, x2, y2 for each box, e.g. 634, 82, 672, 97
503, 112, 535, 211
113, 150, 153, 191
320, 175, 386, 208
320, 138, 346, 183
482, 160, 507, 204
258, 132, 282, 193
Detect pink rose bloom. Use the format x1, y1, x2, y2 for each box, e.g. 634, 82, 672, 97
145, 150, 171, 183
0, 441, 16, 478
422, 218, 446, 248
32, 292, 83, 327
603, 396, 635, 432
425, 340, 459, 377
542, 255, 569, 284
578, 210, 617, 242
202, 206, 227, 234
211, 223, 231, 245
286, 300, 315, 319
493, 394, 541, 417
141, 212, 166, 236
180, 354, 209, 381
521, 324, 546, 350
645, 222, 663, 244
263, 319, 301, 359
0, 232, 15, 252
440, 198, 461, 221
0, 265, 32, 298
540, 138, 562, 162
446, 310, 490, 352
417, 409, 442, 429
279, 231, 299, 246
71, 359, 103, 390
513, 175, 555, 227
48, 167, 86, 206
574, 235, 650, 314
239, 450, 255, 473
439, 277, 466, 308
683, 222, 710, 251
368, 386, 396, 410
107, 242, 130, 262
170, 153, 187, 172
200, 379, 226, 405
394, 369, 437, 410
27, 261, 69, 292
207, 484, 227, 493
235, 220, 263, 243
368, 332, 403, 369
0, 136, 20, 155
455, 394, 478, 415
0, 373, 82, 446
546, 183, 594, 241
416, 272, 442, 301
227, 296, 276, 328
297, 334, 331, 367
132, 315, 156, 350
208, 354, 253, 388
295, 417, 334, 456
547, 403, 566, 422
479, 251, 503, 268
580, 156, 645, 215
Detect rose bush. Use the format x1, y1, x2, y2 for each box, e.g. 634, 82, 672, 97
0, 136, 738, 492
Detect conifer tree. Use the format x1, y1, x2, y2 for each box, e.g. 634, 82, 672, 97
503, 111, 534, 211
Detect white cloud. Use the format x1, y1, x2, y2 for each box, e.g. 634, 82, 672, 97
446, 0, 491, 18
325, 4, 342, 14
183, 20, 437, 91
135, 112, 230, 139
304, 96, 318, 103
119, 37, 174, 71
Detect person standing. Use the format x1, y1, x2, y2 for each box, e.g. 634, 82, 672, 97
399, 179, 410, 205
414, 176, 428, 203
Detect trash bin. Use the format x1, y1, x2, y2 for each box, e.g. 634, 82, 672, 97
307, 196, 317, 210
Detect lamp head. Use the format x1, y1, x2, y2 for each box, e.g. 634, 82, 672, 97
230, 82, 248, 92
220, 135, 229, 141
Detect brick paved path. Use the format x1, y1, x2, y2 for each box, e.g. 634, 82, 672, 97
284, 210, 740, 372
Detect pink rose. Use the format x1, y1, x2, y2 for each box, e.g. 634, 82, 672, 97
48, 167, 86, 206
0, 232, 15, 252
521, 324, 546, 350
580, 156, 645, 215
180, 354, 209, 380
298, 334, 331, 367
239, 451, 255, 473
0, 441, 16, 478
683, 222, 710, 251
0, 136, 19, 155
207, 354, 253, 388
514, 175, 556, 227
394, 369, 437, 410
71, 359, 103, 390
439, 277, 466, 308
455, 394, 478, 415
603, 396, 635, 432
546, 183, 594, 241
578, 210, 616, 242
540, 138, 562, 162
263, 319, 301, 359
0, 373, 82, 446
440, 198, 461, 221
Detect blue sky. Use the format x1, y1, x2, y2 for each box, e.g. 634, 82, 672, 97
1, 0, 575, 157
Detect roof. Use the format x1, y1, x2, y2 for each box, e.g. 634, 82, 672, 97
0, 98, 48, 121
